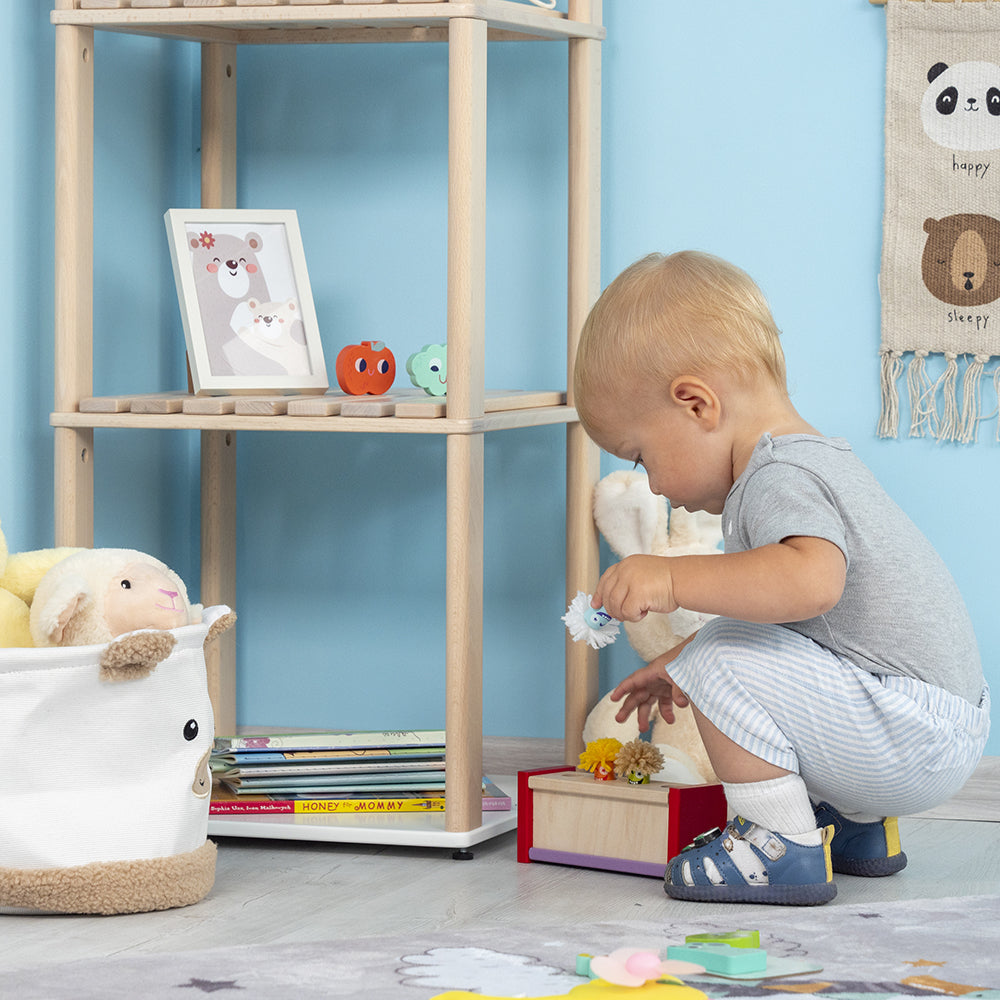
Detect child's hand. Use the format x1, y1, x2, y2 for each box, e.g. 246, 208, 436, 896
609, 635, 696, 731
592, 555, 678, 623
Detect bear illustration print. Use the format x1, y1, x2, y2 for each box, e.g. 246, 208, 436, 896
188, 229, 276, 376
921, 213, 1000, 307
921, 61, 1000, 151
228, 298, 310, 377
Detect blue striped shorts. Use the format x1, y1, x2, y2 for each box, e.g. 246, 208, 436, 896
667, 617, 991, 817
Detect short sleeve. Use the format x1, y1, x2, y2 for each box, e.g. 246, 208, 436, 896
734, 461, 849, 564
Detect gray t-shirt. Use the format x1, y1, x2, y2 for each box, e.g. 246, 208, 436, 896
723, 433, 983, 704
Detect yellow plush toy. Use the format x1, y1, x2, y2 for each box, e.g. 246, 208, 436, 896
0, 518, 81, 648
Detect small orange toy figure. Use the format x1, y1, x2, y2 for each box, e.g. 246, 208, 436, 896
578, 738, 623, 781
336, 340, 396, 395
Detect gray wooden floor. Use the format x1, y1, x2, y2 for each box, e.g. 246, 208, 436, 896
1, 744, 996, 973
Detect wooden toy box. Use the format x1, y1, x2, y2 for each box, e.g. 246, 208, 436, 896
517, 767, 728, 878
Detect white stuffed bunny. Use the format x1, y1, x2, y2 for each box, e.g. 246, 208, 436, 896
585, 469, 723, 784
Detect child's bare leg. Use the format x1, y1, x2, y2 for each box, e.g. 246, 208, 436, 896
689, 704, 790, 783
690, 703, 819, 835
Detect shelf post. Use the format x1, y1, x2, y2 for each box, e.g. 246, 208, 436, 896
53, 20, 95, 548
201, 429, 238, 737
444, 15, 487, 832
200, 41, 239, 736
565, 0, 602, 761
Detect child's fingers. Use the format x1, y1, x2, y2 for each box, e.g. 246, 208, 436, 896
636, 702, 653, 733
613, 690, 643, 722
662, 670, 690, 708
609, 679, 631, 702
657, 695, 677, 725
613, 685, 655, 724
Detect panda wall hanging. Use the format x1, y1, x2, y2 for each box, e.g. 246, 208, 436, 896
879, 0, 1000, 443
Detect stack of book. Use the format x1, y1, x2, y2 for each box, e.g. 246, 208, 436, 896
209, 729, 511, 816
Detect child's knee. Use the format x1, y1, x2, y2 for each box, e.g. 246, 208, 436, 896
688, 617, 775, 664
676, 617, 794, 709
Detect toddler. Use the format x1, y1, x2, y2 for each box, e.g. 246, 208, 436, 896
574, 250, 990, 905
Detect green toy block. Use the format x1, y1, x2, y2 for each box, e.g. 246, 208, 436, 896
667, 943, 767, 975
685, 930, 760, 950
576, 954, 593, 977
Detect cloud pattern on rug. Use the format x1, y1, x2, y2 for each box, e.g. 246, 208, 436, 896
398, 947, 580, 994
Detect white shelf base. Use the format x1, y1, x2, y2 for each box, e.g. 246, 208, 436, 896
207, 775, 518, 850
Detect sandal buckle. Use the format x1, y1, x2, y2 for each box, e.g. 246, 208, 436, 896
683, 826, 723, 852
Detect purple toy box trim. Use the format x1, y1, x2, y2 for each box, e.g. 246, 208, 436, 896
528, 846, 666, 878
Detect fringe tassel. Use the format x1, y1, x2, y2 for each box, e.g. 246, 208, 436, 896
879, 351, 998, 443
935, 353, 961, 442
878, 349, 904, 438
906, 350, 935, 438
959, 354, 988, 444
995, 367, 1000, 444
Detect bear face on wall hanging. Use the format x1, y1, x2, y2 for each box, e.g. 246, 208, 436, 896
921, 212, 1000, 307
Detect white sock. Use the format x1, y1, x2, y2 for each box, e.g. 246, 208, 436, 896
723, 774, 818, 836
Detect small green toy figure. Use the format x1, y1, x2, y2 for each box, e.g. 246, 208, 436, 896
614, 738, 665, 785
406, 343, 447, 396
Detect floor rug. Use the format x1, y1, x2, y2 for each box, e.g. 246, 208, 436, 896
4, 894, 998, 1000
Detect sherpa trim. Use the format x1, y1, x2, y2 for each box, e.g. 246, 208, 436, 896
99, 630, 176, 682
0, 839, 216, 915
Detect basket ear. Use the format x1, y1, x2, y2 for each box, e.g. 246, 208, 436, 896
204, 610, 237, 650
99, 631, 176, 682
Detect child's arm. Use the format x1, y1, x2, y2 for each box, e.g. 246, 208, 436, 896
593, 535, 846, 625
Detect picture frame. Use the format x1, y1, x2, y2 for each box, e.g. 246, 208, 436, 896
165, 208, 328, 396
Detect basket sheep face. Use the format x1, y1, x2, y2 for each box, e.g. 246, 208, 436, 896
0, 549, 235, 915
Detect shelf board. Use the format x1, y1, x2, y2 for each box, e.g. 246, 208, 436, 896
52, 2, 606, 45
55, 388, 576, 434
207, 775, 518, 848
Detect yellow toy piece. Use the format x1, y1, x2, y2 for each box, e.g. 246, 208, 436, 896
0, 518, 81, 648
432, 979, 708, 1000
0, 588, 31, 648
578, 737, 623, 781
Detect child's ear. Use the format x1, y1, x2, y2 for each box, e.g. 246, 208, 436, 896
668, 376, 722, 430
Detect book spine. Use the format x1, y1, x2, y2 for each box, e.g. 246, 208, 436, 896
210, 797, 447, 815
215, 730, 446, 752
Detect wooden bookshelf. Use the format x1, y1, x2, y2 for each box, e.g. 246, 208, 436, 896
50, 0, 603, 846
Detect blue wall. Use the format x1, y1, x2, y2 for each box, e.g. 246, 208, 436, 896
4, 2, 996, 753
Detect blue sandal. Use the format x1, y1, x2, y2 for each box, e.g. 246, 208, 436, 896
664, 816, 837, 906
813, 802, 907, 877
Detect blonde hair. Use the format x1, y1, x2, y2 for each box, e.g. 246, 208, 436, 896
573, 251, 786, 428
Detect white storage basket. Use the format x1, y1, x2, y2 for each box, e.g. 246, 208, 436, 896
0, 605, 232, 914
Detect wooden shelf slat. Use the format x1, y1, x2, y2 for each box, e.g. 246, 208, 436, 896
59, 397, 577, 435
78, 387, 566, 420
55, 2, 606, 45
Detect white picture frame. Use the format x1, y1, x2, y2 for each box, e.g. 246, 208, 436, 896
165, 209, 328, 396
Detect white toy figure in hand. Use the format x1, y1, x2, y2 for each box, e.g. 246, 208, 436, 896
563, 591, 620, 649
